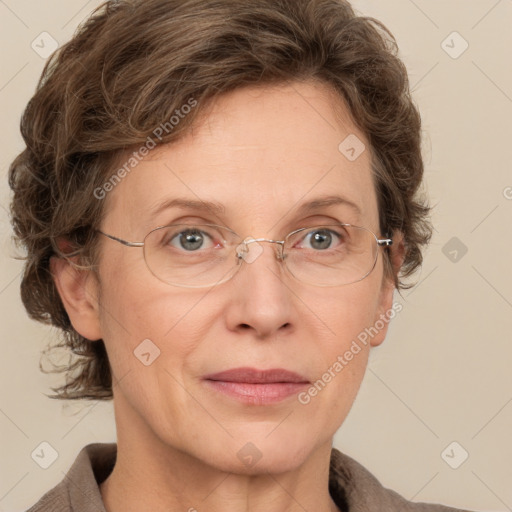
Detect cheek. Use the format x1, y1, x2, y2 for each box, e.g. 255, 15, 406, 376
306, 270, 383, 348
96, 276, 217, 438
298, 273, 383, 415
96, 264, 211, 377
316, 290, 373, 379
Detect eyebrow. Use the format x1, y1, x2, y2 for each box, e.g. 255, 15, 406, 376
147, 194, 362, 222
148, 198, 226, 219
296, 195, 362, 218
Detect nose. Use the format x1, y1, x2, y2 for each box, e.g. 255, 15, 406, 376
225, 239, 294, 338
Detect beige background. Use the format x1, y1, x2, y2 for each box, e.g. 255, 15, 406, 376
1, 1, 511, 511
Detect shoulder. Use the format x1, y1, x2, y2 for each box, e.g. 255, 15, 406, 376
25, 484, 70, 512
25, 443, 116, 512
329, 447, 475, 512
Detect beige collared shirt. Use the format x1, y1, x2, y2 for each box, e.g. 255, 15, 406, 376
26, 443, 473, 512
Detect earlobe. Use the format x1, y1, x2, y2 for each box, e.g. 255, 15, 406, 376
50, 255, 103, 341
370, 231, 406, 348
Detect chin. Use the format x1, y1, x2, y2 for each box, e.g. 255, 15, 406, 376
193, 430, 319, 476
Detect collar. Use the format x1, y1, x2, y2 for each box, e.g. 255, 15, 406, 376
27, 442, 470, 512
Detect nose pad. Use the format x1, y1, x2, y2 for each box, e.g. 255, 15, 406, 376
235, 238, 285, 265
236, 237, 265, 264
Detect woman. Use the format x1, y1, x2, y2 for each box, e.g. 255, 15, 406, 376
9, 0, 474, 510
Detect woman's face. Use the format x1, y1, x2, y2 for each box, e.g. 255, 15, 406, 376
69, 80, 400, 473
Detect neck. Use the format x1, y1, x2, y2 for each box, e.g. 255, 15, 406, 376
100, 394, 340, 512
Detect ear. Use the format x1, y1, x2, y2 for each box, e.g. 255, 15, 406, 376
369, 230, 406, 347
50, 254, 103, 341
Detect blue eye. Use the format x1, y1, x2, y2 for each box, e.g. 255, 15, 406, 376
169, 228, 214, 251
300, 228, 344, 251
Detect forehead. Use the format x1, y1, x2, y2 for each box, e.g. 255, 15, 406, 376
103, 80, 379, 235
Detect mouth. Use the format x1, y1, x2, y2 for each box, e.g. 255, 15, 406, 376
202, 367, 310, 405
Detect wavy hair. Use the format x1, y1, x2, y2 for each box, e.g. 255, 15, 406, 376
9, 0, 433, 400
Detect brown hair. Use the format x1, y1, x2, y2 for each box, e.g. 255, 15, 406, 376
9, 0, 433, 400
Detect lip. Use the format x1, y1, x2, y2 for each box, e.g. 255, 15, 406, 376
202, 367, 310, 405
203, 367, 310, 384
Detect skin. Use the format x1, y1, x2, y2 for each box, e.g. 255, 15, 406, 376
51, 80, 405, 512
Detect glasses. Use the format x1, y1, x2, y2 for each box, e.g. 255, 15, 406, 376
97, 223, 392, 288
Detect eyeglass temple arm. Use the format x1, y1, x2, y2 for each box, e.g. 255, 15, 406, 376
377, 238, 393, 247
97, 230, 144, 247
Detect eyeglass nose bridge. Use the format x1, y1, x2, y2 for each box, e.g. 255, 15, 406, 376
235, 237, 286, 265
